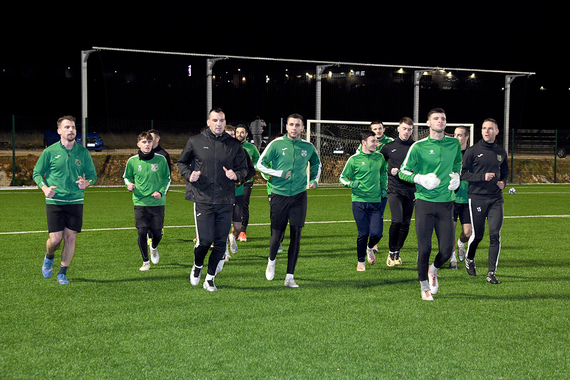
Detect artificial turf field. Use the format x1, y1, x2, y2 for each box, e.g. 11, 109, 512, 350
1, 184, 569, 379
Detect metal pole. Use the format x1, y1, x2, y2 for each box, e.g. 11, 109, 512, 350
81, 50, 95, 148
413, 70, 424, 140
504, 74, 526, 155
11, 115, 16, 186
315, 64, 337, 154
206, 57, 228, 115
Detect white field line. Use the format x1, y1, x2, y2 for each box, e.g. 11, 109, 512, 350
2, 214, 569, 236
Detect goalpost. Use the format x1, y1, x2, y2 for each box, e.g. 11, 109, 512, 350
305, 119, 475, 185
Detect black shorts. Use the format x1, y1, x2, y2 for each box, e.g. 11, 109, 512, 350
453, 202, 471, 224
269, 191, 308, 230
134, 206, 165, 230
232, 195, 244, 223
46, 204, 84, 233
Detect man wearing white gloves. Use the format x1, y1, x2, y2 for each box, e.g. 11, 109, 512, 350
399, 108, 463, 301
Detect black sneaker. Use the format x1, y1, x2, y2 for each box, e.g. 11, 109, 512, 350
486, 271, 501, 284
465, 259, 477, 276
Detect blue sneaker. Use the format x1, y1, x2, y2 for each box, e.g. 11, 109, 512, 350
57, 274, 70, 285
42, 258, 53, 278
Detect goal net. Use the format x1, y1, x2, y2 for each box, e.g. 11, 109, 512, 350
305, 119, 474, 185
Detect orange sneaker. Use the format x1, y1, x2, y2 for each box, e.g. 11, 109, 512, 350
238, 232, 247, 242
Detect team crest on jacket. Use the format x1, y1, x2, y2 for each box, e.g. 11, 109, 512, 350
497, 155, 502, 161
75, 159, 81, 166
151, 163, 159, 172
301, 150, 307, 157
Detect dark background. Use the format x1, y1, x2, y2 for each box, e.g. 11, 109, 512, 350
1, 3, 566, 133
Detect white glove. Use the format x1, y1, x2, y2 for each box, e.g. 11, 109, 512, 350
448, 172, 460, 191
414, 173, 440, 190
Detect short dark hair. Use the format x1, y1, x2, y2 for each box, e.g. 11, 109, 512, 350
148, 129, 160, 138
287, 113, 304, 125
370, 119, 384, 127
208, 107, 224, 117
236, 124, 249, 134
483, 118, 499, 128
399, 117, 414, 126
427, 108, 446, 120
138, 131, 153, 141
57, 115, 76, 127
455, 125, 470, 137
360, 129, 375, 142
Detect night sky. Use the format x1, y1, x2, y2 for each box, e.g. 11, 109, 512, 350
1, 4, 565, 129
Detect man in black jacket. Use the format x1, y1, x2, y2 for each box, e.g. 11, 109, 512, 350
177, 108, 250, 291
460, 118, 509, 284
380, 117, 415, 267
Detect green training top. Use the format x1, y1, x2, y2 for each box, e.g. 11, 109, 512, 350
399, 135, 462, 203
256, 135, 321, 197
32, 142, 97, 205
123, 153, 171, 207
339, 149, 387, 203
454, 149, 468, 204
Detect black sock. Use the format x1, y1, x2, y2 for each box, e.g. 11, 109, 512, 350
58, 266, 68, 275
46, 253, 55, 260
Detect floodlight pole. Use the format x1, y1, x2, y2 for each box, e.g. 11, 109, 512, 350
413, 70, 424, 141
81, 50, 95, 148
315, 63, 338, 154
503, 74, 526, 155
206, 57, 228, 115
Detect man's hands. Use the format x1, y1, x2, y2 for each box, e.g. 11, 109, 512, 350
484, 172, 505, 189
76, 175, 89, 190
448, 172, 460, 191
223, 166, 237, 181
414, 173, 440, 190
42, 185, 57, 198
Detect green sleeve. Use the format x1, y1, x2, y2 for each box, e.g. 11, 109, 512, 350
32, 150, 49, 188
308, 147, 322, 186
339, 157, 355, 188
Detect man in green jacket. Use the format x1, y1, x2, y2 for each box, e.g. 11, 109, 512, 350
33, 116, 97, 285
256, 113, 321, 288
123, 131, 171, 271
399, 108, 462, 300
340, 130, 387, 271
235, 124, 260, 242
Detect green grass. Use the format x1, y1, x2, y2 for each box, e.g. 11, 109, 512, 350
1, 184, 569, 379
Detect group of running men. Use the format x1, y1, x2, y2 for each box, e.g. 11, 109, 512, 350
340, 108, 508, 300
35, 108, 508, 300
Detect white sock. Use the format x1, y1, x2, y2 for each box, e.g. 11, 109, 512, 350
429, 264, 438, 275
457, 239, 465, 248
420, 280, 430, 291
285, 273, 294, 280
268, 258, 275, 264
205, 274, 215, 282
450, 251, 456, 261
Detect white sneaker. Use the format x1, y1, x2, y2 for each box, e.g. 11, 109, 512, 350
366, 247, 376, 265
190, 264, 202, 286
203, 278, 217, 292
266, 258, 276, 281
457, 239, 466, 261
284, 277, 299, 288
421, 289, 434, 301
428, 265, 439, 295
150, 246, 159, 264
140, 261, 150, 271
228, 234, 238, 254
224, 245, 230, 262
